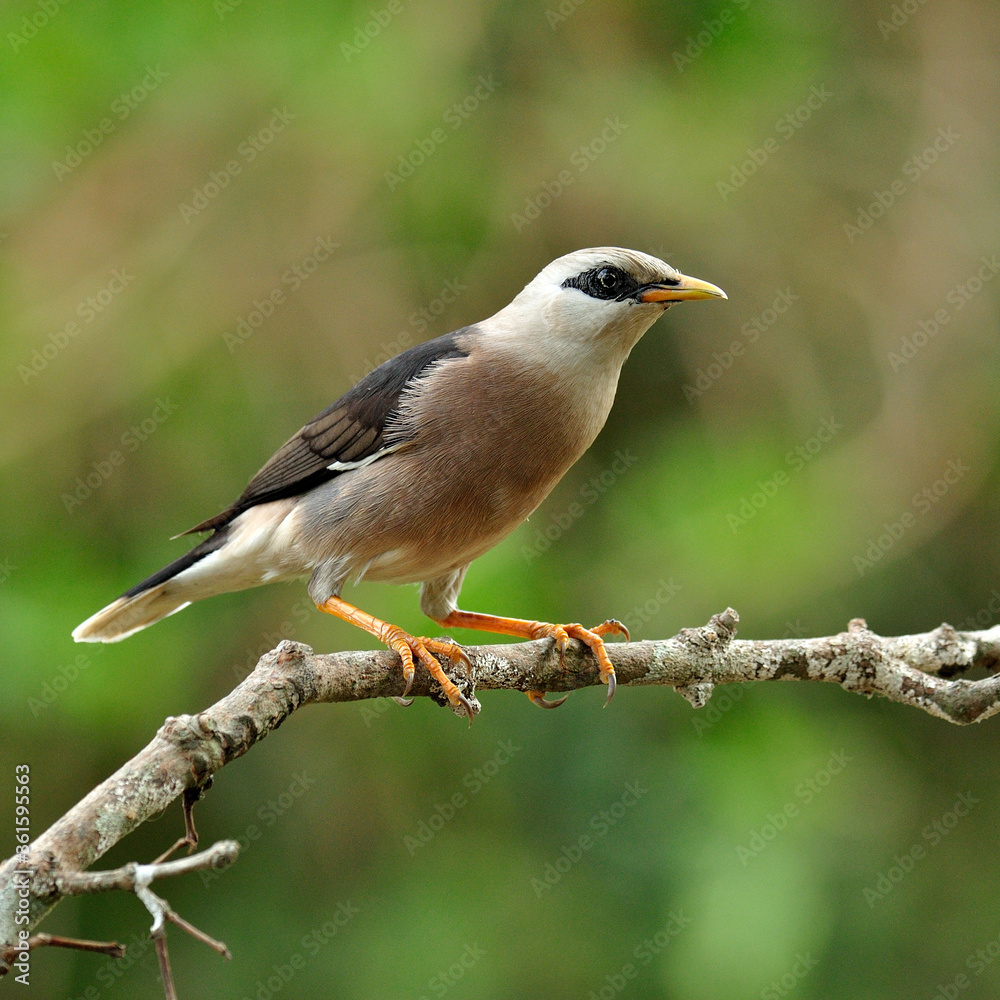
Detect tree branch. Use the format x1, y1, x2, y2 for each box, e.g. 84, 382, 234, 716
4, 609, 1000, 980
55, 840, 239, 897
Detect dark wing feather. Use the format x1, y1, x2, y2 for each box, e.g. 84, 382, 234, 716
180, 327, 475, 535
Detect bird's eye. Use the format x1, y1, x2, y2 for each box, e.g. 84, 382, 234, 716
561, 264, 637, 300
596, 267, 620, 291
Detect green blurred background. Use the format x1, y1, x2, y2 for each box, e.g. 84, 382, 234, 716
3, 0, 1000, 997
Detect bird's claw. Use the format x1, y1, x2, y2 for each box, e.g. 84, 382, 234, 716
590, 622, 624, 706
392, 661, 415, 706
387, 631, 477, 724
527, 690, 570, 709
532, 620, 620, 706
439, 638, 473, 678
420, 636, 476, 722
603, 669, 616, 707
593, 618, 630, 644
454, 688, 478, 726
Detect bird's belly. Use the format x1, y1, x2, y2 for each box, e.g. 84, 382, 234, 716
294, 365, 612, 588
359, 473, 557, 584
310, 443, 570, 585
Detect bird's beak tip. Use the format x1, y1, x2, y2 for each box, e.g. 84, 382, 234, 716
639, 273, 727, 303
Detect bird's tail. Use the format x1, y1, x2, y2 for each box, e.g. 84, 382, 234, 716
71, 585, 192, 643
72, 530, 229, 643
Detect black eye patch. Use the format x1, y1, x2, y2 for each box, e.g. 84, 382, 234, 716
562, 265, 640, 301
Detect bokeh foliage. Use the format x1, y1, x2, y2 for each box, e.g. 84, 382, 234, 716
2, 0, 1000, 996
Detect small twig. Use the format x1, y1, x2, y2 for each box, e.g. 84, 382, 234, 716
30, 932, 125, 957
132, 863, 232, 958
164, 906, 231, 959
152, 785, 207, 864
0, 932, 125, 968
42, 841, 238, 997
153, 933, 177, 1000
131, 856, 232, 999
151, 841, 188, 867
56, 840, 239, 897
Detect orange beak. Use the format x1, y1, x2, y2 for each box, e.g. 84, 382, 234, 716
638, 273, 727, 303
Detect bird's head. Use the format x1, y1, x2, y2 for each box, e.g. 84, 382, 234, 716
502, 247, 726, 363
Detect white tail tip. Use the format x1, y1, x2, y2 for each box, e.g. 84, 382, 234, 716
72, 589, 191, 643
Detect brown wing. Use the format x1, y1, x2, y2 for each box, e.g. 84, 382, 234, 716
180, 327, 476, 535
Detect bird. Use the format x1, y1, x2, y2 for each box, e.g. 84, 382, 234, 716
73, 247, 725, 720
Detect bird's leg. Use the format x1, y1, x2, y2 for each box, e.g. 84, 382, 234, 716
316, 596, 475, 720
433, 610, 628, 707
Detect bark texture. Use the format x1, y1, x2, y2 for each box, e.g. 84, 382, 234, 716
4, 610, 1000, 970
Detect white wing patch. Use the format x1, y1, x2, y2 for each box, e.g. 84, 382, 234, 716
327, 442, 405, 473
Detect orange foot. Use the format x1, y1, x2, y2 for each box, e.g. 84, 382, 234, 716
317, 596, 476, 722
434, 611, 628, 708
